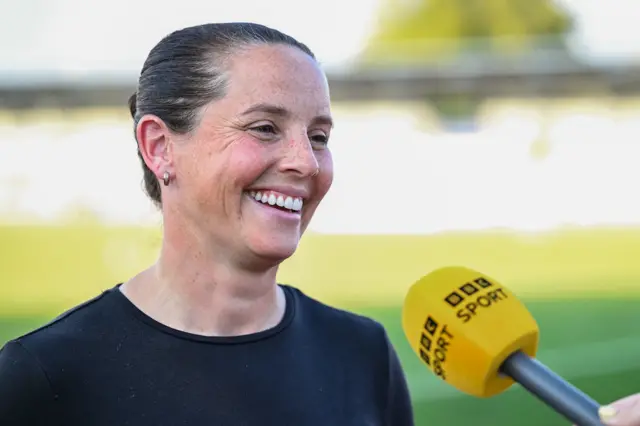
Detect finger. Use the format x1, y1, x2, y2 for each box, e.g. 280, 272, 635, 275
610, 395, 640, 411
599, 399, 640, 426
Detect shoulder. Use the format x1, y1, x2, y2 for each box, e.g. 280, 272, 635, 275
9, 285, 121, 363
284, 284, 392, 350
0, 339, 50, 386
0, 340, 59, 423
284, 285, 415, 424
0, 285, 117, 425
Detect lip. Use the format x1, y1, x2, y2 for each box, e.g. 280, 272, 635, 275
245, 185, 310, 200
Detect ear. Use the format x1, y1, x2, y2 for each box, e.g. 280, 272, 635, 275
136, 115, 172, 178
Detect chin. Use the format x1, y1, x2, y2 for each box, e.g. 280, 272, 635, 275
247, 235, 301, 264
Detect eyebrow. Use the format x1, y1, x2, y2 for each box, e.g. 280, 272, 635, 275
241, 102, 334, 129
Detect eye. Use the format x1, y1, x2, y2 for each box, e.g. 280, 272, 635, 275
251, 124, 277, 135
310, 133, 329, 147
247, 123, 279, 142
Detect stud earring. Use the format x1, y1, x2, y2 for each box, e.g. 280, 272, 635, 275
162, 171, 171, 186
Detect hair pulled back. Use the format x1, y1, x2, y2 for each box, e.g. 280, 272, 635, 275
129, 22, 316, 208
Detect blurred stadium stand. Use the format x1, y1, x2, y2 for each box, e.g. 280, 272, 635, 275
3, 40, 640, 108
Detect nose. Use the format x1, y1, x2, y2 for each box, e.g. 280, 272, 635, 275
278, 135, 319, 178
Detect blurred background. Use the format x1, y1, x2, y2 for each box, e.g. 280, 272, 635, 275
2, 0, 640, 424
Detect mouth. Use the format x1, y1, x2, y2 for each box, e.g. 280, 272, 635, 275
245, 190, 304, 215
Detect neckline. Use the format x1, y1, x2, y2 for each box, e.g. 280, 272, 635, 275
108, 283, 297, 345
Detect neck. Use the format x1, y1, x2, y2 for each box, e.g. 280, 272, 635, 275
121, 216, 285, 337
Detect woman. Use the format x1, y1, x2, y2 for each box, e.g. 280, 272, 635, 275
0, 23, 414, 425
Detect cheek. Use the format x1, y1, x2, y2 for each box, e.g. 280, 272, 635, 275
181, 136, 270, 188
173, 147, 206, 186
227, 143, 273, 188
186, 145, 220, 187
316, 151, 334, 196
176, 147, 221, 210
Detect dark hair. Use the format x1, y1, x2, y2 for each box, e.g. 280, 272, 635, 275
128, 22, 316, 208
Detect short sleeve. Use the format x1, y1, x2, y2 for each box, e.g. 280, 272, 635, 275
0, 340, 59, 425
384, 331, 415, 426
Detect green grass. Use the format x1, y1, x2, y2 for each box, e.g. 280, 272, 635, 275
3, 297, 639, 426
2, 225, 640, 315
0, 316, 51, 343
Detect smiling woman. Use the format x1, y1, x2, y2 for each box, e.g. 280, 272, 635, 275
0, 22, 414, 426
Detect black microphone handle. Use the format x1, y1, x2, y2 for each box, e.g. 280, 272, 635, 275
499, 351, 604, 426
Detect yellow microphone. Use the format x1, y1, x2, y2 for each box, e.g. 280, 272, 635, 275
402, 266, 605, 426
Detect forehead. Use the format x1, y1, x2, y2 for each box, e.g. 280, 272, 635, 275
223, 44, 331, 114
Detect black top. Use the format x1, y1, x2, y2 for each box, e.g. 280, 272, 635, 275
0, 284, 414, 426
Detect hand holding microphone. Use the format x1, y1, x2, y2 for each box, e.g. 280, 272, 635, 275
402, 266, 606, 426
593, 394, 640, 426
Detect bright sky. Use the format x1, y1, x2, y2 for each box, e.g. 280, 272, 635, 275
0, 0, 382, 74
2, 0, 640, 75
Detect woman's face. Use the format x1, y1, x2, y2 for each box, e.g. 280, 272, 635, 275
160, 44, 334, 268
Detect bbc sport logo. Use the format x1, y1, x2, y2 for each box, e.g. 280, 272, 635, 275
419, 315, 439, 366
418, 314, 453, 380
444, 277, 493, 308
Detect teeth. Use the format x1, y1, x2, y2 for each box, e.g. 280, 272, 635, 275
284, 197, 293, 209
246, 190, 304, 212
